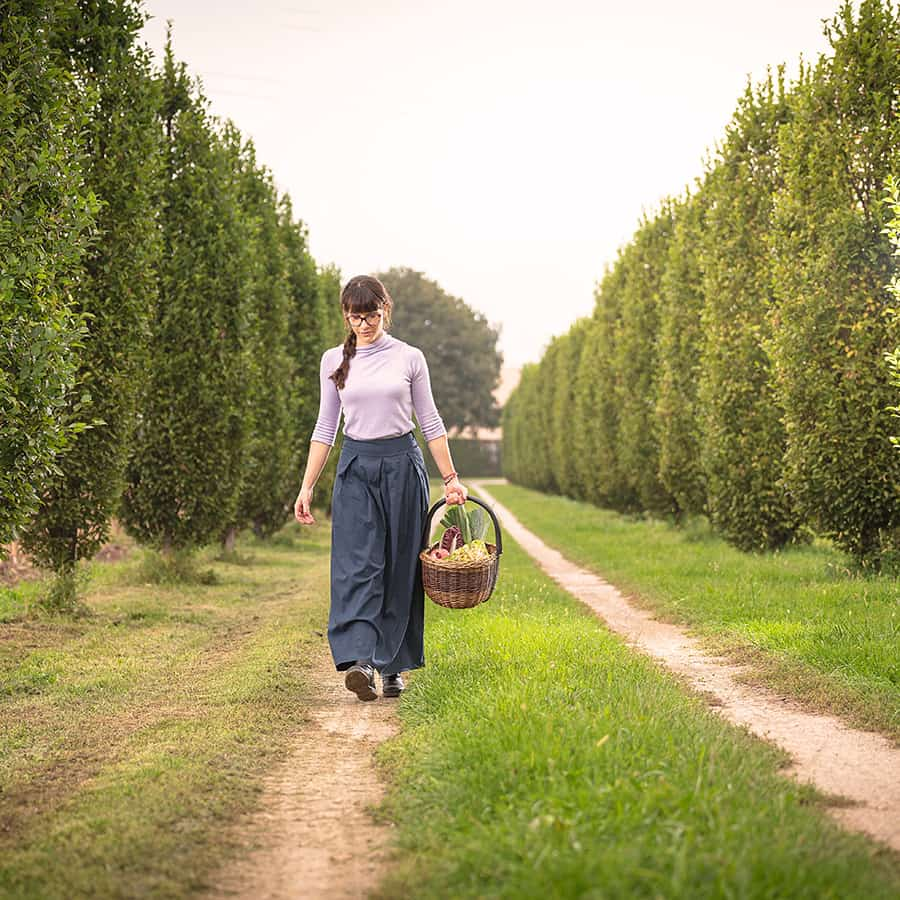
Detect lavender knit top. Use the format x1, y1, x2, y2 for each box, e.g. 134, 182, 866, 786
310, 332, 447, 446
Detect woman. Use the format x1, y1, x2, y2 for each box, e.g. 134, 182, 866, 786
294, 275, 468, 702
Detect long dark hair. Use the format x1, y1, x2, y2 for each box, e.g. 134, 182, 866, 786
330, 275, 394, 390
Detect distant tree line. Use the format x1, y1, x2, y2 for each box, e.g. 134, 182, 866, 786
0, 0, 344, 605
504, 0, 900, 568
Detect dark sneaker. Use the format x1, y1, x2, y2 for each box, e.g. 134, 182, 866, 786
345, 661, 377, 701
382, 673, 405, 698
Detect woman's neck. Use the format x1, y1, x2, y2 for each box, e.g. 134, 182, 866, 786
355, 330, 389, 352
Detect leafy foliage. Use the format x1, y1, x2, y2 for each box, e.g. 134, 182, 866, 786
656, 190, 707, 519
614, 205, 676, 517
310, 263, 346, 517
570, 314, 602, 504
699, 70, 801, 552
884, 175, 900, 451
0, 2, 98, 547
577, 262, 636, 512
227, 136, 295, 541
500, 363, 539, 487
503, 1, 899, 568
22, 0, 162, 577
120, 35, 253, 552
533, 337, 562, 494
768, 0, 900, 564
551, 320, 590, 499
281, 195, 328, 510
439, 504, 488, 545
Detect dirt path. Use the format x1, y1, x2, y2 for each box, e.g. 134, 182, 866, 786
202, 638, 401, 899
473, 480, 900, 853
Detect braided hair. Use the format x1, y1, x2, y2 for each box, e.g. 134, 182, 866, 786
330, 275, 394, 390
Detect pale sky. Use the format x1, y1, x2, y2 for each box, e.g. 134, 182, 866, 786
140, 0, 841, 367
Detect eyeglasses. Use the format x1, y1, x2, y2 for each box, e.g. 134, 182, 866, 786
346, 311, 383, 327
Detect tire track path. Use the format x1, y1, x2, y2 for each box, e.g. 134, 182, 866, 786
202, 638, 400, 899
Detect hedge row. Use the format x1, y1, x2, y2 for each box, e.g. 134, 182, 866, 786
1, 2, 342, 595
503, 0, 900, 566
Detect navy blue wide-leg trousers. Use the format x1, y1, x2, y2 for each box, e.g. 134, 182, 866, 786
329, 430, 430, 676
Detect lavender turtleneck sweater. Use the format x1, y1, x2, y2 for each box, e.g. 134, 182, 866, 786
310, 332, 447, 446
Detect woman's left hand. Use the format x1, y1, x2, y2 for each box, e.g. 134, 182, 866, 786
444, 475, 468, 506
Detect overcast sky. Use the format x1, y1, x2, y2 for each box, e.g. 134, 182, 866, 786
140, 0, 842, 367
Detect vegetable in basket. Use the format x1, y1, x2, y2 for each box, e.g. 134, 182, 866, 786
428, 505, 492, 562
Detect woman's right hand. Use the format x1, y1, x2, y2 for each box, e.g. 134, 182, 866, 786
295, 486, 315, 525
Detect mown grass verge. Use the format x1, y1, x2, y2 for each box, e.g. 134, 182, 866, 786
479, 482, 900, 741
0, 518, 332, 899
374, 489, 900, 899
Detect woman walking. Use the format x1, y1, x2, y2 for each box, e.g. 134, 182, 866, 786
294, 275, 467, 701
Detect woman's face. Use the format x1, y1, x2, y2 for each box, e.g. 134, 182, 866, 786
346, 307, 385, 345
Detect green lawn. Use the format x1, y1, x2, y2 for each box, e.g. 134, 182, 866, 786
3, 484, 898, 898
374, 489, 900, 899
478, 482, 900, 740
0, 522, 332, 899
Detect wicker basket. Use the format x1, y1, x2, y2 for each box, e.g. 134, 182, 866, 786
418, 496, 503, 609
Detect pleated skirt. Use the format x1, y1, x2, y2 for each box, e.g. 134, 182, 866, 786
329, 430, 430, 675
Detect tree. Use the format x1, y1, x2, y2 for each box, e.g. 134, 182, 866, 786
614, 205, 676, 518
699, 70, 801, 552
533, 337, 562, 494
768, 0, 900, 564
884, 175, 900, 452
307, 262, 346, 518
502, 363, 539, 487
551, 319, 590, 500
280, 196, 336, 521
120, 33, 252, 554
656, 189, 708, 519
22, 0, 162, 584
570, 314, 601, 503
0, 2, 98, 549
222, 135, 293, 546
578, 261, 637, 512
377, 267, 502, 435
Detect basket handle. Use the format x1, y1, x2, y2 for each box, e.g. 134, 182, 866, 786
420, 496, 503, 555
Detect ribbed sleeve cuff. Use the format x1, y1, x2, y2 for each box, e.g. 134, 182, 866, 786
310, 425, 336, 446
419, 418, 447, 442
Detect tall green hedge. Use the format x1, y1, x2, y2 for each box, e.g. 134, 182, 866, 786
656, 190, 707, 519
2, 7, 347, 571
570, 313, 602, 504
502, 363, 540, 488
551, 319, 590, 499
120, 37, 252, 552
614, 205, 676, 518
885, 175, 900, 453
0, 3, 97, 548
532, 339, 561, 494
584, 261, 636, 512
308, 263, 346, 518
226, 136, 294, 543
698, 71, 801, 552
22, 0, 161, 574
281, 197, 332, 514
768, 0, 900, 564
501, 0, 898, 568
499, 371, 523, 484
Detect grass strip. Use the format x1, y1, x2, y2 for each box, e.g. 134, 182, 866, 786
0, 520, 331, 899
374, 499, 900, 899
480, 482, 900, 740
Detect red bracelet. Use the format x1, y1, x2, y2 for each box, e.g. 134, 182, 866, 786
442, 470, 458, 484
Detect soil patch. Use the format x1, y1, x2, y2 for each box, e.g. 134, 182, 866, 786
202, 638, 401, 899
